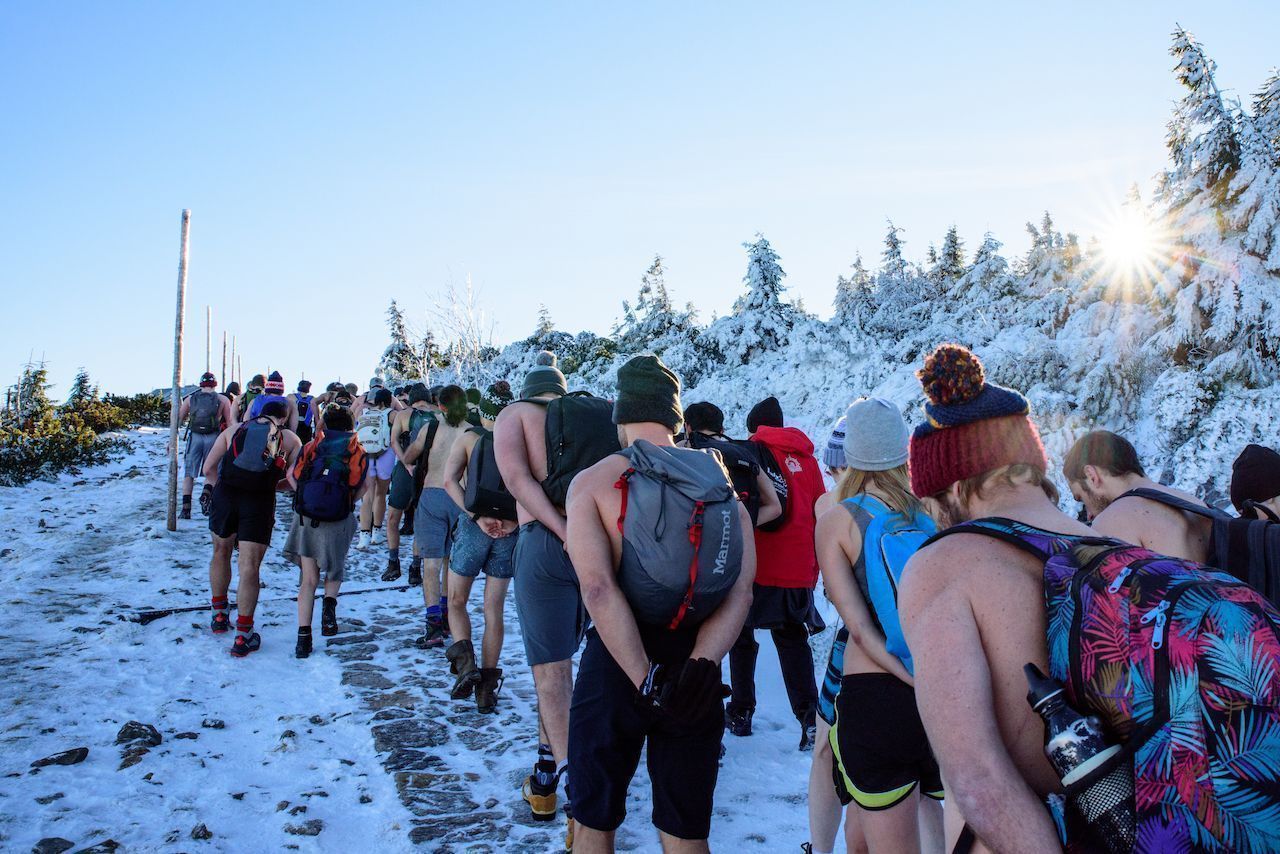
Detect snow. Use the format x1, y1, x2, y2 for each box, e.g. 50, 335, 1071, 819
0, 431, 828, 852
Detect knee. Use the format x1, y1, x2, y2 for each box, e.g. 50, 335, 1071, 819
447, 586, 468, 609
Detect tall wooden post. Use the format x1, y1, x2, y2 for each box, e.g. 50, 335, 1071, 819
166, 210, 192, 532
231, 336, 237, 384
221, 331, 227, 386
205, 306, 211, 373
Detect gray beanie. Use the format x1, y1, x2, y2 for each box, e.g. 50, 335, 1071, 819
843, 398, 910, 472
823, 415, 848, 470
521, 351, 568, 400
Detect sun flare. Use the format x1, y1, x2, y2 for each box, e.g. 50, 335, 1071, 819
1100, 207, 1163, 274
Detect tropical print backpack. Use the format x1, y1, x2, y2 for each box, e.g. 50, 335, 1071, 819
932, 518, 1280, 853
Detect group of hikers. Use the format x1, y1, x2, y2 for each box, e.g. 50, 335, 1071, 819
174, 345, 1280, 854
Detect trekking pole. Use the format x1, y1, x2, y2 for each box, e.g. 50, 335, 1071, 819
166, 210, 191, 533
131, 582, 411, 625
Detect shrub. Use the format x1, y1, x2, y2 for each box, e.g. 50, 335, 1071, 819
103, 392, 170, 426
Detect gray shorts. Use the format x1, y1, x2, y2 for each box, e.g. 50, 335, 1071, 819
184, 431, 219, 479
414, 487, 461, 560
450, 514, 518, 579
513, 521, 587, 666
283, 513, 357, 582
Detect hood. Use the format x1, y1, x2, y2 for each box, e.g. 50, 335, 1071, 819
751, 425, 815, 456
623, 439, 735, 503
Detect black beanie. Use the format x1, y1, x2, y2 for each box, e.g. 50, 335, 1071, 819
612, 355, 682, 432
1230, 444, 1280, 512
746, 396, 784, 432
683, 402, 725, 434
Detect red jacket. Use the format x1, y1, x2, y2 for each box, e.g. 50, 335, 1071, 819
750, 426, 826, 588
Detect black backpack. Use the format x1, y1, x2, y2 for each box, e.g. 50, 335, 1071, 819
219, 418, 283, 490
746, 440, 789, 532
1120, 487, 1280, 607
688, 432, 763, 525
464, 427, 517, 522
539, 391, 622, 508
188, 392, 221, 434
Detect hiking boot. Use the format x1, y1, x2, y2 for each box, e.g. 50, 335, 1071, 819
475, 668, 503, 714
230, 632, 261, 657
563, 803, 575, 852
199, 485, 214, 516
522, 759, 558, 821
321, 596, 338, 637
295, 633, 312, 659
210, 611, 231, 634
399, 513, 414, 536
406, 562, 422, 587
446, 640, 481, 700
179, 500, 192, 520
356, 530, 372, 550
381, 557, 401, 582
725, 707, 753, 737
414, 616, 446, 649
799, 723, 817, 752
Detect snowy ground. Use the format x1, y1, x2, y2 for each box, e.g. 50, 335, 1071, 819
0, 430, 833, 853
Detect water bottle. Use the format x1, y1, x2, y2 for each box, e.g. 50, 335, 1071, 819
1024, 663, 1135, 853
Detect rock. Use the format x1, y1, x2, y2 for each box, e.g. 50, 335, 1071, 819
370, 718, 448, 753
288, 804, 307, 816
0, 549, 12, 558
36, 792, 65, 805
175, 731, 198, 740
201, 718, 225, 729
190, 823, 213, 841
38, 518, 47, 528
276, 800, 290, 812
280, 729, 297, 739
484, 797, 499, 809
115, 721, 162, 746
359, 793, 372, 804
31, 748, 88, 768
71, 841, 120, 853
32, 838, 74, 854
308, 715, 327, 726
118, 746, 149, 769
340, 671, 394, 690
324, 632, 376, 647
230, 792, 245, 800
283, 819, 324, 836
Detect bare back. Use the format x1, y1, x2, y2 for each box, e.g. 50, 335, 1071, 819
494, 400, 552, 527
422, 418, 469, 489
1092, 486, 1212, 563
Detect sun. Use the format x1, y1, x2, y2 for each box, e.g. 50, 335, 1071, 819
1100, 207, 1163, 274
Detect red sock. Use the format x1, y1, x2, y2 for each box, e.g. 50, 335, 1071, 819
211, 596, 229, 613
235, 614, 253, 636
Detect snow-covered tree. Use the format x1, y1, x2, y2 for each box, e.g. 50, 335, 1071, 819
834, 254, 875, 324
65, 368, 97, 406
378, 300, 423, 383
705, 234, 799, 365
1162, 27, 1240, 209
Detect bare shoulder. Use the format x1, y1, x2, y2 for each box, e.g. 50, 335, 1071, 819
815, 501, 852, 540
901, 531, 1024, 606
577, 453, 631, 492
1093, 495, 1174, 540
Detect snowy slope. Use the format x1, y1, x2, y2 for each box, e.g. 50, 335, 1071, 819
0, 432, 826, 853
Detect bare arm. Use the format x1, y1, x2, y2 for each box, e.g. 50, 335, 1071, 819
220, 397, 237, 429
389, 411, 412, 468
287, 399, 299, 433
691, 502, 756, 662
202, 426, 235, 481
817, 507, 914, 684
443, 433, 473, 511
493, 406, 568, 541
753, 467, 781, 528
901, 546, 1061, 853
178, 397, 191, 423
567, 466, 649, 688
403, 416, 431, 464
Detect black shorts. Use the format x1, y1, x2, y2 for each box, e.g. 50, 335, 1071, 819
567, 629, 721, 840
208, 481, 277, 546
831, 673, 943, 810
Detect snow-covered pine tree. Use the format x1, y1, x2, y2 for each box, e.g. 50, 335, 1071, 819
1162, 27, 1241, 210
15, 361, 54, 426
65, 368, 97, 406
706, 234, 797, 365
378, 300, 423, 383
929, 225, 967, 298
833, 254, 875, 326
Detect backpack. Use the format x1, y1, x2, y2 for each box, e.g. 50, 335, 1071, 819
1120, 487, 1280, 608
248, 393, 288, 421
188, 391, 221, 435
238, 388, 261, 419
931, 519, 1280, 853
464, 428, 517, 522
748, 441, 790, 532
356, 408, 392, 454
295, 394, 314, 426
539, 391, 622, 508
399, 409, 436, 450
841, 494, 936, 675
219, 417, 284, 490
688, 432, 763, 525
615, 440, 743, 629
293, 430, 366, 523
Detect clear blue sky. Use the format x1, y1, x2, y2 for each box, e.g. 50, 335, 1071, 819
2, 2, 1276, 396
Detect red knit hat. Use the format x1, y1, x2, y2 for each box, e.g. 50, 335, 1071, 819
908, 344, 1048, 498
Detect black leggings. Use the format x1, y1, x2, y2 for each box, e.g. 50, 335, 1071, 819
727, 621, 818, 725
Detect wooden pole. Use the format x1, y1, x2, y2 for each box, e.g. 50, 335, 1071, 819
231, 336, 237, 384
166, 210, 192, 532
205, 306, 211, 373
221, 331, 227, 386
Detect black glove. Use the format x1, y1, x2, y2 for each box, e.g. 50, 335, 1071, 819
635, 658, 728, 724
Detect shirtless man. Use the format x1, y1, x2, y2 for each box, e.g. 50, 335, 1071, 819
897, 345, 1087, 852
406, 384, 470, 648
1063, 429, 1211, 563
177, 371, 236, 519
384, 383, 436, 584
492, 351, 581, 823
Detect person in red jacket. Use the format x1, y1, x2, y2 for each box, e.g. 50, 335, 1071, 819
726, 395, 827, 751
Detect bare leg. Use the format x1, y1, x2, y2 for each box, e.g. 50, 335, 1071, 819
387, 507, 402, 551
855, 793, 920, 854
448, 572, 475, 642
358, 480, 375, 532
325, 578, 341, 599
532, 660, 574, 766
917, 797, 944, 854
573, 826, 615, 853
372, 479, 389, 528
658, 833, 709, 853
235, 542, 268, 620
480, 577, 510, 668
209, 535, 234, 600
182, 475, 195, 498
808, 718, 843, 852
297, 557, 320, 627
423, 558, 444, 608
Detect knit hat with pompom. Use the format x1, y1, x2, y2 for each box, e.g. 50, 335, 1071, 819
908, 344, 1047, 498
521, 351, 568, 400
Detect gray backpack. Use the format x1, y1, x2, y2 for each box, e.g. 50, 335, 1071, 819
615, 440, 743, 629
188, 391, 221, 434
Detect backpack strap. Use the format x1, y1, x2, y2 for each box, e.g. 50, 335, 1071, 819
1117, 487, 1230, 520
1242, 499, 1280, 524
670, 500, 707, 630
614, 468, 636, 533
921, 519, 1054, 561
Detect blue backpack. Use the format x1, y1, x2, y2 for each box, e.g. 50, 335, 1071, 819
842, 494, 936, 674
294, 431, 367, 523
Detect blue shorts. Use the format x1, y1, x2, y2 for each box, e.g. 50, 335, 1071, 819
413, 488, 461, 559
513, 521, 586, 666
449, 514, 517, 579
817, 625, 848, 726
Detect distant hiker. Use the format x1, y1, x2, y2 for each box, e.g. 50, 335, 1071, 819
236, 373, 266, 421
495, 351, 621, 831
355, 387, 396, 549
384, 383, 436, 584
1232, 444, 1280, 521
290, 379, 315, 444
178, 372, 235, 519
821, 414, 848, 478
1063, 429, 1212, 563
682, 401, 782, 528
406, 384, 471, 648
284, 405, 368, 658
441, 381, 517, 713
203, 399, 302, 657
394, 386, 410, 407
727, 395, 826, 751
248, 371, 300, 433
353, 376, 402, 418
817, 398, 942, 854
566, 354, 755, 854
903, 344, 1280, 853
221, 381, 241, 416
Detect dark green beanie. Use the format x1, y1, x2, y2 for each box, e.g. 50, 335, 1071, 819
479, 381, 514, 420
521, 351, 568, 400
612, 354, 682, 432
